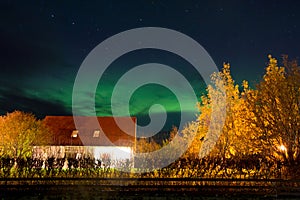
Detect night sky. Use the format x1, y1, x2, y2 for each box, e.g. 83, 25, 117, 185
1, 1, 300, 132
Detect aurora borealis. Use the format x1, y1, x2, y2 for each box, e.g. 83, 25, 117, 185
1, 1, 300, 132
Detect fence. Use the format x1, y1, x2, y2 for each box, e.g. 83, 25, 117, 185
1, 177, 300, 198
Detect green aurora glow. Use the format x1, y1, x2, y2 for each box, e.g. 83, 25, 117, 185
1, 1, 300, 132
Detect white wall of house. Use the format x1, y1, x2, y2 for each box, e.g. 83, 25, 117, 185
32, 145, 133, 168
92, 146, 132, 160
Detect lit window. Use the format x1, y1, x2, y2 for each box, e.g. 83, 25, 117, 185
93, 130, 100, 137
71, 130, 79, 138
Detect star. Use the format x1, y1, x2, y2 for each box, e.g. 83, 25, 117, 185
51, 14, 55, 18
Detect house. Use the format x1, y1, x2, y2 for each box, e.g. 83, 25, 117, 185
33, 116, 136, 168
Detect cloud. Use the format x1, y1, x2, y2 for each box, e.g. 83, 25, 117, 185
0, 86, 69, 118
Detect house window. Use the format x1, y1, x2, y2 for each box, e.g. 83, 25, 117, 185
93, 130, 100, 137
71, 130, 79, 138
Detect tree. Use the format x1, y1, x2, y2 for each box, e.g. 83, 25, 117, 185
0, 116, 4, 156
182, 64, 228, 160
134, 137, 162, 171
135, 137, 161, 154
181, 120, 204, 160
0, 111, 51, 159
189, 63, 252, 160
244, 55, 300, 173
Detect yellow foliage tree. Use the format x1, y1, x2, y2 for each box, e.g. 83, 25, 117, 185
135, 137, 161, 153
244, 55, 300, 172
207, 64, 253, 159
0, 111, 51, 159
181, 120, 205, 160
184, 63, 254, 160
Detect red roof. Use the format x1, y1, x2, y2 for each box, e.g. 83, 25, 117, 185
43, 116, 136, 147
